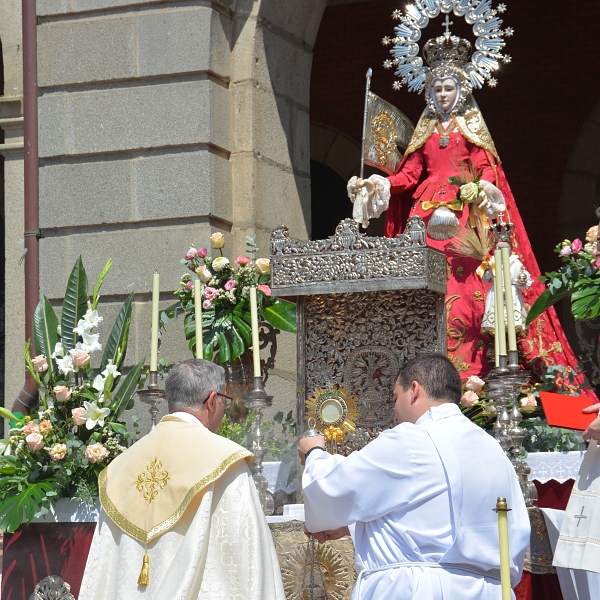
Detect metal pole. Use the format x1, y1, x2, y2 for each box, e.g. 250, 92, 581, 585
359, 68, 372, 180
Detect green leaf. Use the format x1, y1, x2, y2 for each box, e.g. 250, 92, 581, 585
111, 359, 145, 421
216, 332, 231, 363
32, 296, 59, 376
0, 407, 19, 422
61, 257, 89, 353
101, 293, 134, 372
525, 288, 571, 325
91, 258, 113, 311
229, 326, 246, 360
0, 478, 56, 533
233, 316, 252, 346
262, 299, 297, 333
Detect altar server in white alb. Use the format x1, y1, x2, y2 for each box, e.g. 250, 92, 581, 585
299, 353, 530, 600
80, 359, 285, 600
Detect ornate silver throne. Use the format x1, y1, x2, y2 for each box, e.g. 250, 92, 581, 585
270, 217, 448, 454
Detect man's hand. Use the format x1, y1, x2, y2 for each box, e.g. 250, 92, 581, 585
304, 525, 350, 543
298, 434, 326, 466
582, 404, 600, 442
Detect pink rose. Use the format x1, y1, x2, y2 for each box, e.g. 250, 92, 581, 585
23, 421, 40, 435
196, 265, 212, 283
460, 390, 479, 407
224, 280, 236, 291
464, 375, 485, 393
520, 393, 537, 408
32, 355, 48, 373
594, 256, 600, 270
255, 258, 270, 275
48, 443, 67, 461
26, 432, 44, 451
39, 420, 53, 435
184, 248, 198, 260
235, 256, 251, 265
197, 248, 207, 258
560, 246, 572, 257
204, 286, 218, 300
185, 281, 193, 290
85, 442, 109, 463
257, 284, 271, 297
203, 300, 213, 310
72, 407, 86, 426
53, 385, 72, 403
571, 238, 583, 254
71, 349, 90, 368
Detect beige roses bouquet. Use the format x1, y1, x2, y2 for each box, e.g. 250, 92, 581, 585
0, 258, 145, 532
162, 233, 296, 363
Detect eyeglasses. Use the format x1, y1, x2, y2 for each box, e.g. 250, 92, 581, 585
203, 392, 233, 409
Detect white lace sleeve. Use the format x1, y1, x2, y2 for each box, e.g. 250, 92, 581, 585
347, 174, 390, 229
479, 180, 506, 219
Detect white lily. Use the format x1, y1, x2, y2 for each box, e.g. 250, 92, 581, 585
52, 342, 65, 359
56, 354, 75, 375
74, 310, 103, 336
80, 332, 102, 353
81, 401, 110, 430
101, 362, 121, 378
92, 374, 106, 392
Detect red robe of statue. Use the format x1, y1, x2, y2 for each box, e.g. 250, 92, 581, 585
385, 123, 585, 386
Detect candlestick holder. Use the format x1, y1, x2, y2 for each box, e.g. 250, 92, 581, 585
137, 370, 166, 431
507, 349, 520, 374
496, 354, 510, 377
243, 376, 275, 516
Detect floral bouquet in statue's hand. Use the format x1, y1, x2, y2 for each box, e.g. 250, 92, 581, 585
0, 257, 145, 533
162, 233, 296, 362
527, 225, 600, 323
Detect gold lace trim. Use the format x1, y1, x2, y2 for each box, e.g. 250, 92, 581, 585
99, 448, 252, 543
404, 113, 436, 156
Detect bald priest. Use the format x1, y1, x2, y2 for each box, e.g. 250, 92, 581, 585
79, 359, 285, 600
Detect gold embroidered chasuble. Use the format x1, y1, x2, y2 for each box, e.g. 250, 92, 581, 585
99, 415, 253, 543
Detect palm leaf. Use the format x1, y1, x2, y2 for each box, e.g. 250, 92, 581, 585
100, 293, 133, 372
61, 257, 89, 353
0, 478, 55, 533
32, 295, 59, 376
111, 359, 145, 420
91, 258, 113, 310
526, 288, 571, 325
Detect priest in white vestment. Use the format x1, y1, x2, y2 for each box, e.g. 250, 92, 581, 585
80, 359, 285, 600
299, 354, 530, 600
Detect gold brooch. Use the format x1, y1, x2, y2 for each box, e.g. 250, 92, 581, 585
134, 458, 170, 503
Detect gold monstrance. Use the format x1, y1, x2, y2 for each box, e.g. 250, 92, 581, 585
305, 386, 360, 454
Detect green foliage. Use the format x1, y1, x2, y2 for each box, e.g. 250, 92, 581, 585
61, 256, 89, 353
33, 296, 59, 377
0, 478, 57, 533
100, 292, 133, 372
524, 417, 586, 452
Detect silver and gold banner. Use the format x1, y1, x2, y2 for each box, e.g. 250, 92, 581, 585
363, 92, 414, 176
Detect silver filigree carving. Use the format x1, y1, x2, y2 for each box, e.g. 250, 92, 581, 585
270, 218, 446, 296
299, 290, 444, 452
29, 576, 75, 600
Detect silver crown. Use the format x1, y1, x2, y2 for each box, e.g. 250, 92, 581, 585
423, 35, 472, 70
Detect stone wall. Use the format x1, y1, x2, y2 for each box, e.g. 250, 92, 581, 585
0, 0, 329, 430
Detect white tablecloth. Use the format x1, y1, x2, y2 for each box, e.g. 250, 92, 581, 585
527, 451, 585, 484
262, 460, 296, 494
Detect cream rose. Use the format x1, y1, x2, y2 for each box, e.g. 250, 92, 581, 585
32, 355, 48, 373
85, 442, 109, 463
39, 419, 53, 435
586, 225, 598, 244
210, 232, 226, 249
53, 385, 72, 403
23, 421, 40, 436
196, 265, 212, 283
72, 407, 87, 426
520, 393, 537, 408
460, 390, 479, 407
255, 258, 270, 275
71, 349, 90, 368
48, 443, 67, 461
26, 432, 44, 451
464, 375, 485, 393
460, 182, 478, 204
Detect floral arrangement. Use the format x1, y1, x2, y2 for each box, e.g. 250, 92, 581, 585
162, 233, 296, 363
0, 257, 144, 533
527, 224, 600, 323
459, 365, 589, 452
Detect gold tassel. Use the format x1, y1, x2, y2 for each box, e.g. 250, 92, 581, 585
138, 552, 150, 586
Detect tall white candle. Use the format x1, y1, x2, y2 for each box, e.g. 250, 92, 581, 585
501, 247, 517, 352
493, 249, 507, 357
194, 280, 203, 359
150, 272, 160, 372
249, 286, 261, 378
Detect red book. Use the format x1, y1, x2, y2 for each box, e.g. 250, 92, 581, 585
539, 391, 597, 431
